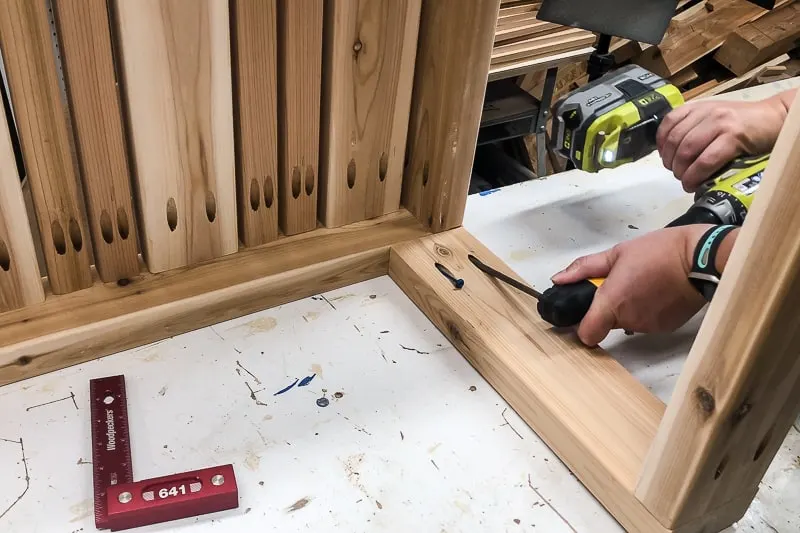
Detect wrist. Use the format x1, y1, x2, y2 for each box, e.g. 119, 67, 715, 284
714, 227, 739, 273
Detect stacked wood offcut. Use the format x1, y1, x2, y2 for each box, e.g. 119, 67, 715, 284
518, 0, 800, 174
491, 0, 597, 79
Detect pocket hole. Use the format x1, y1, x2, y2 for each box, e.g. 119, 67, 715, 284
100, 210, 114, 244
68, 218, 83, 252
117, 208, 130, 240
166, 198, 178, 232
291, 167, 301, 199
205, 191, 217, 222
52, 221, 67, 255
0, 239, 10, 271
264, 176, 274, 208
305, 166, 315, 196
422, 161, 429, 186
378, 152, 388, 182
714, 456, 728, 480
754, 429, 773, 461
347, 159, 356, 189
249, 178, 261, 211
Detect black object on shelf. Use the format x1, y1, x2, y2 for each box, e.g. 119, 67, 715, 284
478, 79, 540, 146
0, 70, 25, 182
537, 0, 677, 45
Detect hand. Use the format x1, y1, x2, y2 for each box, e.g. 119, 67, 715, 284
656, 92, 792, 192
551, 225, 711, 346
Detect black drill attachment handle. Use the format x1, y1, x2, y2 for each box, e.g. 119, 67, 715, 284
538, 279, 599, 328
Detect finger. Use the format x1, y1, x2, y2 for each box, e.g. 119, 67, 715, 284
680, 135, 743, 189
660, 108, 707, 172
656, 105, 692, 152
671, 121, 730, 188
576, 293, 618, 346
551, 247, 618, 284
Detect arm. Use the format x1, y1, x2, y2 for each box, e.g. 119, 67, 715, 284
551, 224, 739, 346
657, 88, 796, 192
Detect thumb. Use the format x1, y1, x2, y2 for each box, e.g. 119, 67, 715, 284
576, 293, 617, 347
551, 247, 617, 285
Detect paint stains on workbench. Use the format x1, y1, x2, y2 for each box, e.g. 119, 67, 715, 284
0, 437, 29, 521
236, 361, 262, 385
287, 497, 312, 512
303, 311, 320, 322
244, 449, 261, 471
68, 499, 92, 522
238, 316, 278, 335
298, 374, 316, 387
509, 249, 535, 261
158, 386, 167, 396
342, 453, 370, 498
274, 378, 299, 396
399, 344, 429, 355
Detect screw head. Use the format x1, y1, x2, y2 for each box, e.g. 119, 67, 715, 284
353, 40, 363, 53
211, 474, 225, 486
118, 491, 133, 504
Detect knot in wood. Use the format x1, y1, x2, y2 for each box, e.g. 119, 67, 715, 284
434, 244, 452, 258
695, 386, 716, 414
732, 402, 752, 424
352, 39, 363, 59
447, 321, 463, 344
17, 355, 32, 366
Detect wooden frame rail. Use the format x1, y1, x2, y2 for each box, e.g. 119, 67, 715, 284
0, 1, 797, 532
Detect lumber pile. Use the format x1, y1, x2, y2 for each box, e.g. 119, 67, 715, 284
516, 0, 799, 174
491, 0, 596, 77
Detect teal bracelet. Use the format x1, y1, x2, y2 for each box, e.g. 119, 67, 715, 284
696, 225, 736, 270
689, 225, 737, 301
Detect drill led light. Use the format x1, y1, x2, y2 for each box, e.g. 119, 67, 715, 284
603, 150, 615, 164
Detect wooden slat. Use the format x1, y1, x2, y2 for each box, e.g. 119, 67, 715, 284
387, 228, 671, 532
635, 0, 784, 77
390, 228, 765, 533
0, 94, 44, 311
277, 0, 324, 235
231, 0, 279, 246
113, 0, 237, 273
714, 2, 800, 76
0, 210, 428, 386
494, 19, 559, 45
491, 28, 597, 65
0, 0, 93, 294
319, 0, 421, 228
53, 0, 141, 283
636, 90, 800, 528
488, 47, 593, 81
403, 0, 500, 232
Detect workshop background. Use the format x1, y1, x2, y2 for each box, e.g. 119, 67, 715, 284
474, 0, 800, 192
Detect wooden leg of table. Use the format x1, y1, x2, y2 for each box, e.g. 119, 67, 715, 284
402, 0, 500, 232
636, 91, 800, 530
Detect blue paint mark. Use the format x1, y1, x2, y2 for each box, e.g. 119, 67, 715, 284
479, 188, 500, 197
298, 374, 316, 387
274, 378, 299, 396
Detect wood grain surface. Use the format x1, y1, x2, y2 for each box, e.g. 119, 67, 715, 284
0, 210, 427, 385
402, 0, 500, 232
53, 0, 141, 282
0, 95, 45, 311
277, 0, 324, 235
231, 0, 279, 247
319, 0, 421, 228
113, 0, 237, 272
0, 0, 94, 294
636, 89, 800, 529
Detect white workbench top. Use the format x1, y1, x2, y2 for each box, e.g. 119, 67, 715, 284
2, 80, 799, 533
